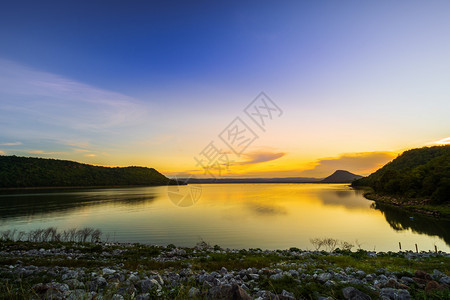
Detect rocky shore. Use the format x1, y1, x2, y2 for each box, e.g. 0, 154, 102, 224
362, 191, 450, 219
0, 241, 449, 299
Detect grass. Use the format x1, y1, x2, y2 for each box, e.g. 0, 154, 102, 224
2, 240, 449, 272
0, 230, 449, 299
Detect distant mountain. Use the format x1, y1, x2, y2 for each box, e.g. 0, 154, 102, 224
352, 145, 450, 205
179, 177, 320, 184
0, 155, 174, 188
321, 170, 363, 183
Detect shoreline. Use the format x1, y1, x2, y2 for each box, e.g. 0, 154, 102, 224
1, 240, 449, 299
0, 183, 179, 192
352, 186, 450, 220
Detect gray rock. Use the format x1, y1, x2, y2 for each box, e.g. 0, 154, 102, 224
269, 273, 284, 280
87, 291, 99, 300
440, 276, 450, 285
67, 289, 88, 300
44, 289, 64, 300
349, 278, 363, 286
342, 286, 371, 300
280, 289, 295, 300
111, 294, 124, 300
400, 276, 414, 284
96, 276, 107, 288
324, 280, 335, 287
141, 279, 162, 292
117, 285, 136, 297
379, 274, 388, 281
208, 283, 251, 300
365, 274, 375, 282
334, 273, 348, 281
199, 273, 215, 283
380, 288, 411, 300
380, 288, 396, 299
65, 279, 84, 289
62, 270, 79, 280
136, 293, 150, 300
355, 270, 366, 278
176, 249, 187, 255
255, 290, 278, 300
188, 287, 200, 298
432, 269, 445, 280
102, 267, 116, 275
318, 272, 332, 282
167, 272, 181, 283
128, 273, 140, 283
249, 273, 260, 280
397, 289, 411, 300
207, 284, 232, 299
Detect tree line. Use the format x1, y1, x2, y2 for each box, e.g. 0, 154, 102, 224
0, 156, 173, 188
352, 145, 450, 204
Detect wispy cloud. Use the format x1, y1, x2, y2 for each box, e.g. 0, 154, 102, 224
232, 151, 286, 166
0, 59, 147, 133
0, 142, 22, 146
434, 137, 450, 145
300, 151, 397, 177
84, 154, 96, 157
27, 150, 60, 155
0, 150, 5, 155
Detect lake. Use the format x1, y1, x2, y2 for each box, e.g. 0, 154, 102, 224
0, 183, 448, 252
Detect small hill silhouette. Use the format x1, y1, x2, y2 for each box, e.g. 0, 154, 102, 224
321, 170, 363, 183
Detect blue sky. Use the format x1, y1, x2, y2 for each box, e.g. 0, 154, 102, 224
1, 1, 449, 177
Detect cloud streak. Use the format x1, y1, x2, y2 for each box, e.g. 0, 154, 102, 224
27, 150, 60, 155
233, 151, 286, 166
0, 59, 147, 134
434, 137, 450, 145
300, 151, 397, 177
0, 142, 22, 146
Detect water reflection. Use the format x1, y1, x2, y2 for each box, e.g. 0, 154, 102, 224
0, 184, 448, 251
371, 202, 450, 245
245, 201, 288, 216
316, 187, 372, 210
0, 188, 158, 222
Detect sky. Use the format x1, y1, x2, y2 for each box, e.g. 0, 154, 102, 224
0, 0, 449, 178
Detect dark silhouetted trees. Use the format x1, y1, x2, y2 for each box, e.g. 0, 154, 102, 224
352, 145, 450, 204
0, 156, 173, 188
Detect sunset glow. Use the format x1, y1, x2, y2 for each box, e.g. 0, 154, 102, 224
0, 1, 449, 179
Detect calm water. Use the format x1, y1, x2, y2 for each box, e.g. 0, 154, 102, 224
0, 183, 448, 252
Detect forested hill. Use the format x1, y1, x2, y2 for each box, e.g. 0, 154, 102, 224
0, 156, 173, 188
352, 145, 450, 204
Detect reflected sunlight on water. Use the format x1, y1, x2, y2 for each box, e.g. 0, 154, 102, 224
0, 184, 448, 252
